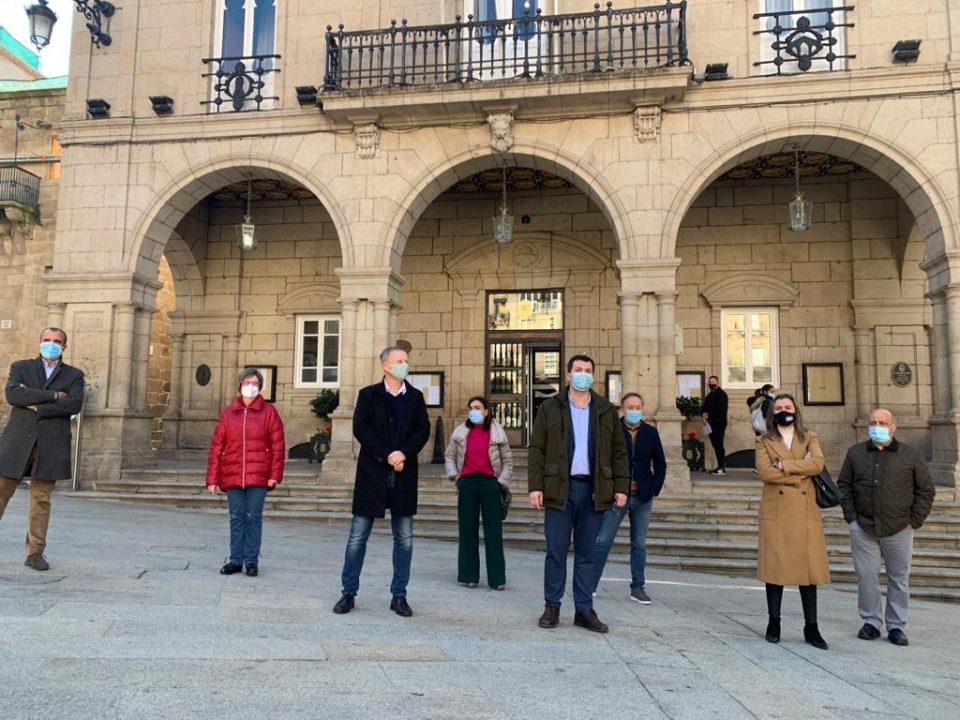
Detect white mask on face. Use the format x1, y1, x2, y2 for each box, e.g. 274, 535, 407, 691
240, 384, 260, 399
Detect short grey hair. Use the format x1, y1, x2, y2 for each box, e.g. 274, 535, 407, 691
621, 392, 644, 405
379, 346, 406, 363
237, 367, 264, 389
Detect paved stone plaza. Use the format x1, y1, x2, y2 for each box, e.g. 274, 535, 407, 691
1, 493, 958, 720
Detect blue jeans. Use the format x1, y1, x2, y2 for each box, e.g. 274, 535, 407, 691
543, 479, 603, 612
594, 495, 653, 591
340, 475, 413, 597
225, 485, 268, 565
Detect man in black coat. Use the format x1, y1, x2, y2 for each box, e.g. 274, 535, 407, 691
333, 346, 430, 618
0, 327, 85, 571
701, 374, 729, 475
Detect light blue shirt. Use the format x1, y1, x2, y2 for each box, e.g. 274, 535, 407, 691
569, 394, 591, 476
43, 359, 60, 381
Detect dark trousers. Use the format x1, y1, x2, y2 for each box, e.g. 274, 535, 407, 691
456, 472, 506, 588
708, 423, 727, 470
543, 479, 603, 612
766, 583, 818, 624
226, 485, 268, 566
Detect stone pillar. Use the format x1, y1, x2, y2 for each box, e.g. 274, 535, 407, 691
110, 304, 137, 409
656, 291, 690, 492
946, 285, 960, 413
133, 308, 152, 411
929, 286, 960, 494
372, 300, 392, 383
326, 300, 360, 463
929, 291, 950, 417
853, 326, 876, 423
47, 303, 66, 330
619, 293, 640, 394
161, 332, 185, 450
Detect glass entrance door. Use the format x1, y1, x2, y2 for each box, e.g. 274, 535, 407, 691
487, 339, 562, 447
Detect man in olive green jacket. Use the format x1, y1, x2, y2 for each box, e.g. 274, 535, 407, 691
838, 408, 935, 647
528, 354, 629, 633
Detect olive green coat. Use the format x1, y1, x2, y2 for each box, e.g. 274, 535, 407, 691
755, 430, 831, 586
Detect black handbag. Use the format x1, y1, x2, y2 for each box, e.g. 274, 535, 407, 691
812, 466, 841, 509
500, 485, 512, 520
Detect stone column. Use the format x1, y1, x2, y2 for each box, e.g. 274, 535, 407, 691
47, 303, 66, 330
946, 286, 960, 413
132, 308, 152, 411
372, 299, 393, 383
853, 327, 876, 423
338, 299, 360, 410
110, 304, 137, 409
656, 291, 690, 491
619, 293, 640, 393
161, 332, 185, 450
929, 291, 950, 417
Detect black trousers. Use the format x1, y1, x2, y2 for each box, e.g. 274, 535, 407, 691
708, 423, 726, 469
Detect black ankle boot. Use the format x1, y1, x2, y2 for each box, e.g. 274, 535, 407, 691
803, 623, 828, 650
765, 616, 781, 643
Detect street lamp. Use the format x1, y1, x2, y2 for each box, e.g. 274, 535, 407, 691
25, 0, 117, 51
235, 179, 259, 251
788, 147, 812, 232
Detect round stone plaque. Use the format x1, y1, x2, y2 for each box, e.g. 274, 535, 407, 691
195, 364, 212, 387
891, 362, 912, 388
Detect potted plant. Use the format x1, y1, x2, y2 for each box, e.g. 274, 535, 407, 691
308, 389, 340, 464
675, 395, 702, 420
676, 396, 705, 471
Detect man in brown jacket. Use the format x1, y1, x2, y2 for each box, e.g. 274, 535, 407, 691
837, 408, 935, 647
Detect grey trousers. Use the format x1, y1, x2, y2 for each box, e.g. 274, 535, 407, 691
849, 521, 914, 632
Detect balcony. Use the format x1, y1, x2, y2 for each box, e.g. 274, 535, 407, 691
0, 165, 41, 216
323, 1, 688, 91
754, 4, 855, 75
201, 54, 281, 112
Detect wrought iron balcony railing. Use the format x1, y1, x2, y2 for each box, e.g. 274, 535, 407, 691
323, 1, 688, 92
201, 54, 281, 112
754, 5, 855, 75
0, 165, 41, 214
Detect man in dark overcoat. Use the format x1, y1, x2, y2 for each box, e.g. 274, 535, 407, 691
0, 327, 85, 570
332, 346, 430, 617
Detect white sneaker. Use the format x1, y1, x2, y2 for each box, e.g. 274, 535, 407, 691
709, 468, 726, 475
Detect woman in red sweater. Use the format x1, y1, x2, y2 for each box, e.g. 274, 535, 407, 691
444, 396, 513, 589
205, 368, 285, 577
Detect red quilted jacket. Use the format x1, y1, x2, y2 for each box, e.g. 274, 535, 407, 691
205, 395, 286, 490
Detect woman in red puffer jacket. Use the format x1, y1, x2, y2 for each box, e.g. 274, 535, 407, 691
206, 367, 285, 577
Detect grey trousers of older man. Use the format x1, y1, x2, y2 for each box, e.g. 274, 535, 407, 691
849, 521, 914, 632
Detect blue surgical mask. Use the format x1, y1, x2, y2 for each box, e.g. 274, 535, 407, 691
40, 341, 62, 360
468, 409, 484, 424
571, 372, 593, 392
624, 410, 643, 426
868, 426, 891, 444
388, 361, 409, 381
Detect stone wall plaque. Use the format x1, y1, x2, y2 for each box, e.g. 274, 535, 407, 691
891, 361, 912, 387
195, 364, 211, 386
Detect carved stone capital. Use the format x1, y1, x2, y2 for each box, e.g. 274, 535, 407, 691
633, 104, 661, 143
488, 112, 515, 153
354, 123, 380, 159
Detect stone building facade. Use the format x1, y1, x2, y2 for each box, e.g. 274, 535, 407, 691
8, 1, 960, 493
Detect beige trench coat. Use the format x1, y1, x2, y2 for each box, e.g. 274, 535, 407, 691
755, 430, 831, 586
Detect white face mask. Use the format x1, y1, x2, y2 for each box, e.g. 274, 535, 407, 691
240, 384, 260, 399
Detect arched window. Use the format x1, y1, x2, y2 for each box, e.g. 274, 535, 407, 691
216, 0, 276, 63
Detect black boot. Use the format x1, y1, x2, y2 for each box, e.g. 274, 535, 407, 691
765, 616, 781, 643
804, 623, 828, 650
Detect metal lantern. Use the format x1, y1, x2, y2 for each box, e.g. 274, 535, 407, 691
235, 179, 259, 251
493, 167, 514, 244
788, 147, 812, 232
25, 1, 57, 51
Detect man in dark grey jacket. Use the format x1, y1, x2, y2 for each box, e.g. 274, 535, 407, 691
0, 328, 85, 571
837, 408, 935, 647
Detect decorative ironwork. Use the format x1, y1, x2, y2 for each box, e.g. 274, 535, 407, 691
446, 167, 574, 194
323, 1, 689, 91
0, 165, 41, 215
753, 5, 855, 74
720, 151, 863, 181
73, 0, 116, 48
210, 178, 313, 202
201, 54, 281, 112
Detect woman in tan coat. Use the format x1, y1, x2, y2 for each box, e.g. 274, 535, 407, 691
755, 394, 830, 650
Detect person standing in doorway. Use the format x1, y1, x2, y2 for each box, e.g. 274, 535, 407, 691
528, 353, 629, 633
837, 408, 935, 647
333, 346, 431, 618
0, 327, 84, 571
593, 392, 666, 605
701, 375, 728, 475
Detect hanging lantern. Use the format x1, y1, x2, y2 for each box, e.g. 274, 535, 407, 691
235, 178, 259, 251
493, 167, 514, 244
788, 147, 812, 232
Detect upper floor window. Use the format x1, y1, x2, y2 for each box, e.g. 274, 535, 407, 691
756, 0, 850, 75
209, 0, 278, 111
721, 308, 779, 389
295, 315, 340, 389
467, 0, 540, 78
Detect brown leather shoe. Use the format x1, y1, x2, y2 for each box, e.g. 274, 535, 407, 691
538, 604, 560, 628
574, 609, 609, 633
24, 553, 49, 571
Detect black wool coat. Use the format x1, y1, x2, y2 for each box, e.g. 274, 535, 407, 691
351, 380, 430, 518
0, 357, 85, 481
